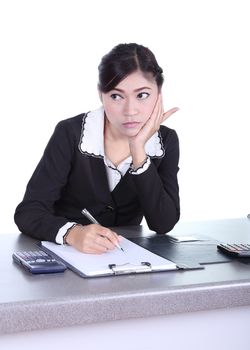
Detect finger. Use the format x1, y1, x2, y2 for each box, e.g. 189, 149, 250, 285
117, 235, 123, 242
107, 232, 124, 246
149, 93, 161, 121
77, 238, 107, 254
97, 227, 120, 248
155, 96, 164, 126
84, 233, 111, 253
95, 235, 116, 250
88, 225, 120, 250
87, 242, 108, 254
153, 97, 164, 129
147, 97, 160, 132
162, 107, 179, 122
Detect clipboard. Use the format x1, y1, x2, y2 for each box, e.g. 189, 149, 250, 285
40, 238, 185, 277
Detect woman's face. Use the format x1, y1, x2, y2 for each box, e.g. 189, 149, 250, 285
100, 70, 159, 138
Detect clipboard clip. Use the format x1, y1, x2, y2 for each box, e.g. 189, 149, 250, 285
108, 262, 152, 275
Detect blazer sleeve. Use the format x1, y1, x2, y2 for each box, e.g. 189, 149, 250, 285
129, 129, 180, 234
14, 120, 75, 242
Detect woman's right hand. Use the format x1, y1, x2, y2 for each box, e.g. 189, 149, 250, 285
65, 224, 123, 254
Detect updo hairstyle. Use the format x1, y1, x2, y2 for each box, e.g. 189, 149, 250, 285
98, 43, 164, 93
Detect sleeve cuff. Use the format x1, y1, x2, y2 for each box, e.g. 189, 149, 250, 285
55, 222, 77, 244
129, 157, 151, 175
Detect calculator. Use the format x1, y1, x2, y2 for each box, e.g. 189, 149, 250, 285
217, 243, 250, 257
12, 250, 67, 274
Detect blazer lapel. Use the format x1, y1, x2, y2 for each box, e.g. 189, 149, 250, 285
89, 157, 114, 209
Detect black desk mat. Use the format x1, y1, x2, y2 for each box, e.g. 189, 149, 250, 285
129, 235, 232, 267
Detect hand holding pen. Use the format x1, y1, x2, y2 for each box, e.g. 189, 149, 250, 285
64, 210, 124, 254
81, 209, 124, 252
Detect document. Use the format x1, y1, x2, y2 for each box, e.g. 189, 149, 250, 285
41, 238, 177, 277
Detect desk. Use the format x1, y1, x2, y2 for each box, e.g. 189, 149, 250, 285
1, 218, 250, 349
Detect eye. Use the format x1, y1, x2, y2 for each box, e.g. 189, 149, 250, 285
110, 93, 123, 101
137, 92, 150, 100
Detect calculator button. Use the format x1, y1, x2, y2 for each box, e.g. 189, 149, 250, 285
221, 244, 230, 249
40, 251, 48, 257
22, 252, 30, 257
234, 245, 243, 251
240, 244, 250, 249
17, 252, 26, 258
34, 251, 42, 256
29, 252, 37, 257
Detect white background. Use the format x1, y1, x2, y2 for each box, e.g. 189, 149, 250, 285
0, 0, 249, 234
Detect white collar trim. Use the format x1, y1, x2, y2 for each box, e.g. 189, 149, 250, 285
78, 106, 165, 158
79, 107, 105, 158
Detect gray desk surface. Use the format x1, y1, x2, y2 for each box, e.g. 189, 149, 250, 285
1, 217, 250, 334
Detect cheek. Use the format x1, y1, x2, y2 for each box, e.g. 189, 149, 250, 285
104, 99, 123, 115
103, 104, 121, 125
105, 106, 118, 120
141, 101, 155, 120
102, 101, 113, 115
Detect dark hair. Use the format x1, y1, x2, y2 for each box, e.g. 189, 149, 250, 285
98, 43, 164, 93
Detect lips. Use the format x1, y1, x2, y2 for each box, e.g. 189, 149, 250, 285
122, 122, 141, 129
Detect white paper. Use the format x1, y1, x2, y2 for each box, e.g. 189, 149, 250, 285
41, 238, 177, 277
167, 234, 214, 242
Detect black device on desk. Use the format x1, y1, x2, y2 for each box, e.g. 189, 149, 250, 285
12, 250, 67, 274
129, 235, 231, 268
217, 243, 250, 257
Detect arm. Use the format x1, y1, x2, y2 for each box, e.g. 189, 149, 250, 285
130, 128, 180, 233
128, 94, 180, 233
14, 118, 122, 252
14, 120, 75, 241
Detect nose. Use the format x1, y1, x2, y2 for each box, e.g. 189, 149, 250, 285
123, 98, 138, 117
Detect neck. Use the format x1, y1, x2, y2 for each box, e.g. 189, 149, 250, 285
104, 116, 131, 165
104, 116, 127, 143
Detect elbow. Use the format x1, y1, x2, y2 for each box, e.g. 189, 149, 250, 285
148, 210, 180, 234
14, 207, 21, 230
14, 207, 27, 234
14, 203, 37, 237
149, 221, 178, 235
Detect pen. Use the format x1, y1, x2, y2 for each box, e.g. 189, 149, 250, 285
81, 208, 124, 252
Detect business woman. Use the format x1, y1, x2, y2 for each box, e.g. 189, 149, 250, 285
14, 43, 180, 254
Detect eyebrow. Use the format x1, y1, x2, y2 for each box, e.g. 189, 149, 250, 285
111, 86, 152, 93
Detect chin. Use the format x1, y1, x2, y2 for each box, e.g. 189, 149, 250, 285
121, 125, 143, 137
123, 129, 140, 137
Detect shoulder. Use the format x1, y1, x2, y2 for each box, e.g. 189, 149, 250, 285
51, 112, 88, 141
159, 125, 179, 145
45, 113, 87, 151
159, 124, 178, 139
56, 112, 87, 131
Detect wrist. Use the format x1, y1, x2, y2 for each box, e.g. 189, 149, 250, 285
131, 156, 148, 171
129, 138, 145, 151
130, 148, 147, 169
63, 224, 83, 245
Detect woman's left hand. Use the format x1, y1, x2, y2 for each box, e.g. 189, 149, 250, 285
129, 94, 179, 148
128, 94, 179, 167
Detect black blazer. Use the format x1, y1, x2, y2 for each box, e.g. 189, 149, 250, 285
14, 110, 180, 242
